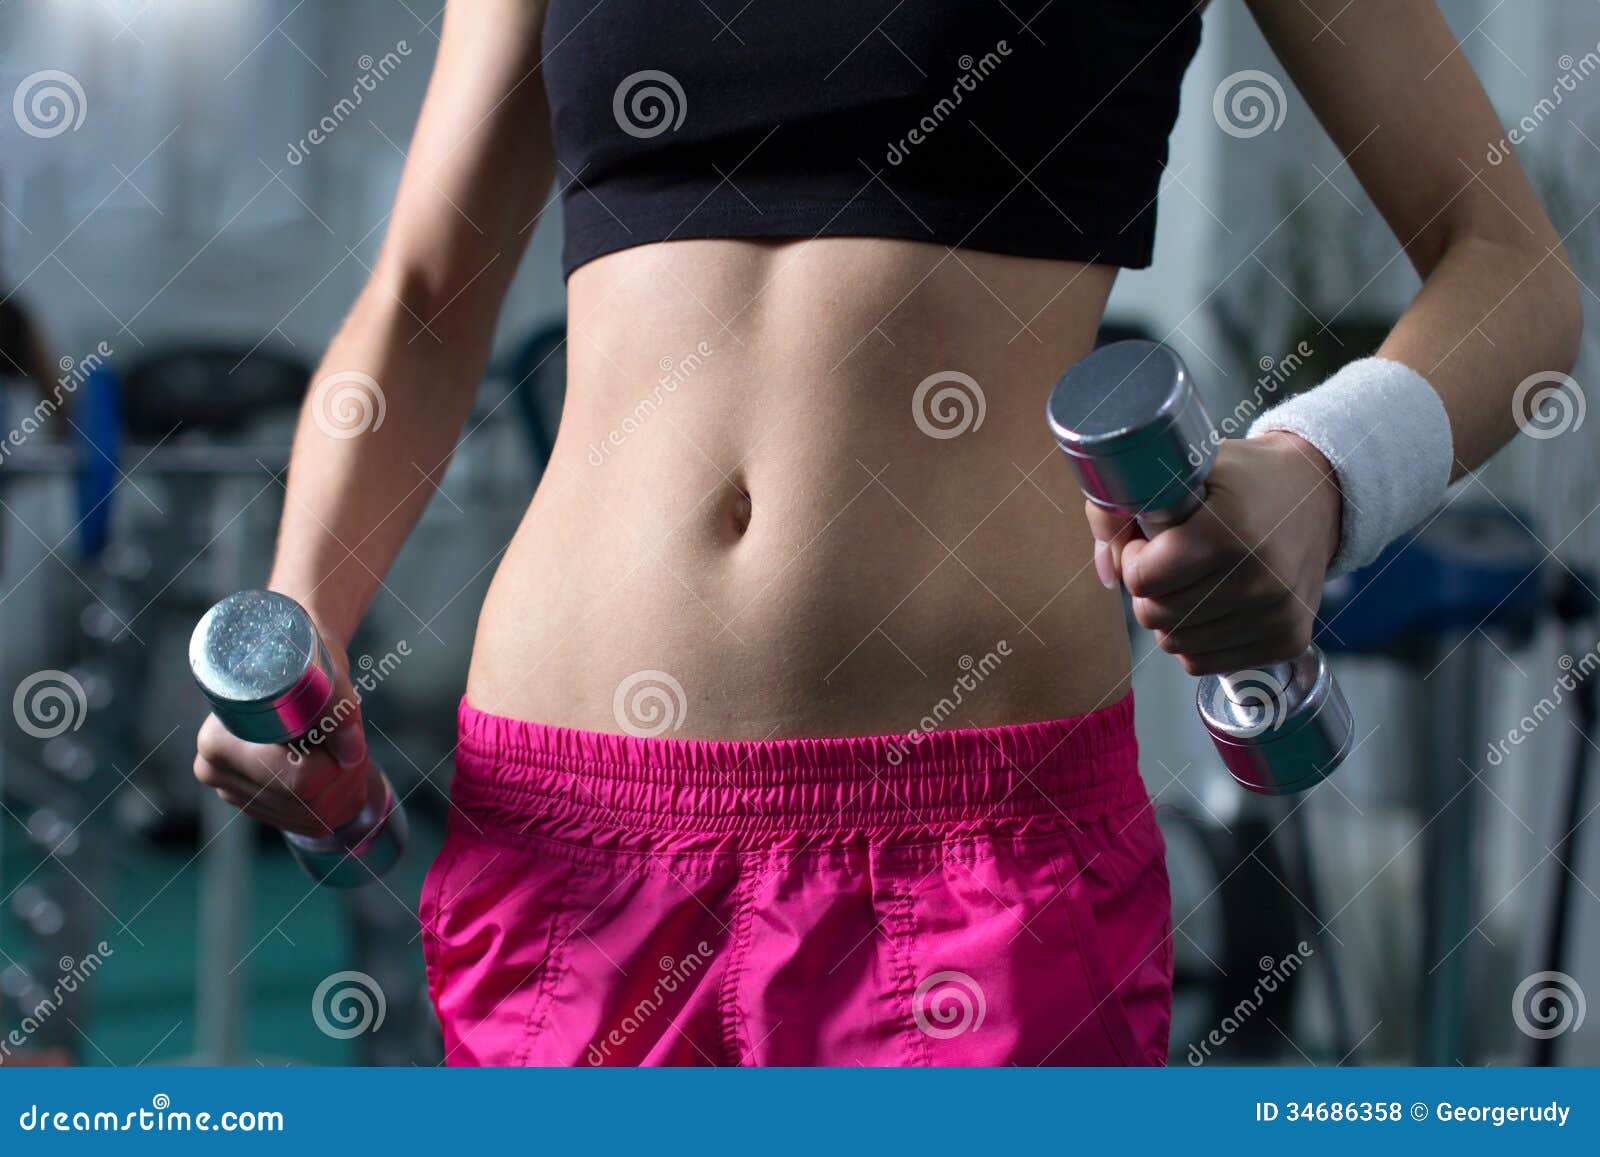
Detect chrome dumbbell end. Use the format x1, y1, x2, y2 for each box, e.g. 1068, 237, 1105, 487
189, 590, 336, 745
1196, 651, 1353, 795
188, 589, 407, 886
1048, 340, 1355, 796
1045, 340, 1217, 528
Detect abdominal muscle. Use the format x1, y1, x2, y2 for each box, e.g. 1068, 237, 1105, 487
465, 236, 1132, 739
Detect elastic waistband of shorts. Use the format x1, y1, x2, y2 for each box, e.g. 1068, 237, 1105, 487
452, 694, 1143, 838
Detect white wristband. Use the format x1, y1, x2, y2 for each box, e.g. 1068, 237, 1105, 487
1248, 357, 1453, 578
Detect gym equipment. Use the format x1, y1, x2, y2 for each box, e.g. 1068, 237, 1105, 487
1048, 340, 1354, 794
189, 589, 408, 887
74, 366, 122, 560
1320, 505, 1597, 1065
120, 346, 308, 439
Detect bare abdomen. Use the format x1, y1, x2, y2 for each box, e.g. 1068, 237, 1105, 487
466, 236, 1131, 738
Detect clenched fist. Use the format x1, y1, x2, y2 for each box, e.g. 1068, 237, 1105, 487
192, 636, 371, 837
1086, 431, 1343, 676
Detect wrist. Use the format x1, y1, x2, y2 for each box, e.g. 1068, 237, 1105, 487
1246, 357, 1453, 577
1259, 430, 1343, 569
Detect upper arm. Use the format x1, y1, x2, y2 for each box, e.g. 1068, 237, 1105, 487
1247, 0, 1561, 274
375, 0, 554, 333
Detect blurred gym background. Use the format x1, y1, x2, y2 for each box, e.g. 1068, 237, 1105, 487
1, 0, 1597, 1066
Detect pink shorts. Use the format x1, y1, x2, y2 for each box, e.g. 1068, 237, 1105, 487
422, 695, 1172, 1066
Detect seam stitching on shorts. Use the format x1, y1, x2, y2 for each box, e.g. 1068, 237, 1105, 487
717, 865, 759, 1066
510, 856, 587, 1065
894, 882, 930, 1066
1049, 848, 1139, 1065
420, 825, 467, 1013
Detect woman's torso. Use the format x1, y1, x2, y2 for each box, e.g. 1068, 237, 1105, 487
464, 0, 1207, 736
466, 237, 1131, 737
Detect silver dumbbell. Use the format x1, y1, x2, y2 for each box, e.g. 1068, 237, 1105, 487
1047, 340, 1353, 794
188, 590, 407, 885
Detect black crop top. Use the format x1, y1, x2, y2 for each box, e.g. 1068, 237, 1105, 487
542, 1, 1204, 278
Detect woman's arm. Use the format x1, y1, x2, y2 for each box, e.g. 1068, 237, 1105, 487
1092, 0, 1581, 676
1248, 0, 1581, 472
195, 0, 554, 834
271, 0, 555, 647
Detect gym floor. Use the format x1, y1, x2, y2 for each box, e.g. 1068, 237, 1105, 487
2, 814, 445, 1066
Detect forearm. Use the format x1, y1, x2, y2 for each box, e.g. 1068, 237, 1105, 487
268, 283, 491, 647
1377, 233, 1581, 478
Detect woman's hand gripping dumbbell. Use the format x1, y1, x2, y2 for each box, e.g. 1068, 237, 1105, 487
190, 590, 407, 886
1048, 341, 1354, 794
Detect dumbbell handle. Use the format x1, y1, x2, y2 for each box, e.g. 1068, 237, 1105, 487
1131, 487, 1302, 712
275, 764, 408, 888
189, 591, 407, 887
